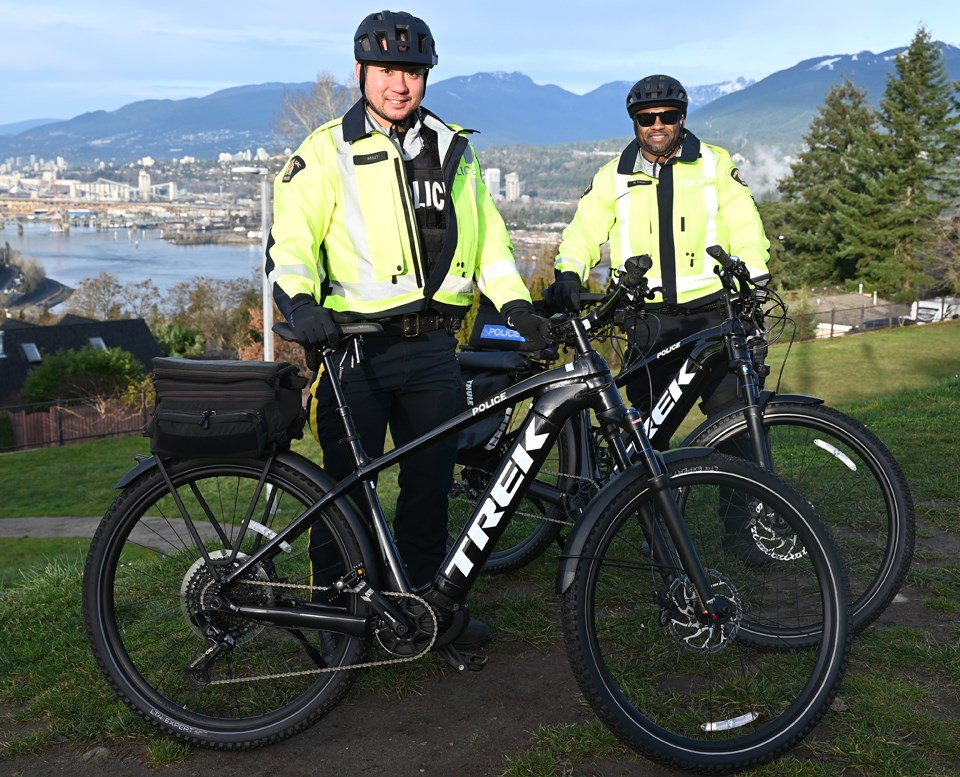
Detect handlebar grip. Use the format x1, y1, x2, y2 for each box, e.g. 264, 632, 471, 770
706, 244, 733, 268
620, 254, 652, 288
579, 292, 606, 304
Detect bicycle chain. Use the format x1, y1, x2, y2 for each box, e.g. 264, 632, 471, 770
192, 579, 439, 685
196, 465, 603, 684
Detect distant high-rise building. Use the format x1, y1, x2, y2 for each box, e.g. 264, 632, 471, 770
484, 167, 502, 201
504, 171, 521, 202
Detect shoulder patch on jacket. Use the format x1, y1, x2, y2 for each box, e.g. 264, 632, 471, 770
281, 155, 306, 183
730, 167, 748, 186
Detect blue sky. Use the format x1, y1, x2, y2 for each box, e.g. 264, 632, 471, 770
1, 1, 958, 126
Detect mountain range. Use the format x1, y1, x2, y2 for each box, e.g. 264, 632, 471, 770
1, 42, 958, 165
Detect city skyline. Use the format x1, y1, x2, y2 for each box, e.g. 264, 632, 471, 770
2, 2, 959, 126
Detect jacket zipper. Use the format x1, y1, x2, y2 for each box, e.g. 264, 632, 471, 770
393, 157, 425, 287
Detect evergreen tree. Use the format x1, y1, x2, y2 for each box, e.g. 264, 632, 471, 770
777, 80, 879, 287
848, 26, 960, 294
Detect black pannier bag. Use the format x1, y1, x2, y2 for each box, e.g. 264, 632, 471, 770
146, 357, 308, 458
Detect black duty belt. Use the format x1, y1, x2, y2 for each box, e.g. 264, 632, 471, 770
372, 312, 462, 337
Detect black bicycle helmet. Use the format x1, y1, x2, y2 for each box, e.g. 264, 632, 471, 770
626, 74, 688, 117
354, 10, 438, 68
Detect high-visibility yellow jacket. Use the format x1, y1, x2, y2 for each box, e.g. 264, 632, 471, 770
556, 131, 770, 305
267, 100, 530, 318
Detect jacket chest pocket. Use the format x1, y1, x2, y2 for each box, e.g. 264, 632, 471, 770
352, 151, 413, 280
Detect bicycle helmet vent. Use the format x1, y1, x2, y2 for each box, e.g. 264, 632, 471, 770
354, 10, 438, 68
626, 74, 688, 117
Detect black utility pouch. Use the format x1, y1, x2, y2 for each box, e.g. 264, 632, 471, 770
145, 357, 307, 458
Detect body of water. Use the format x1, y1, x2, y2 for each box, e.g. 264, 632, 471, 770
2, 223, 265, 296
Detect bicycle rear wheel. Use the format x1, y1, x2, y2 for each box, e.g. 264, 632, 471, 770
561, 454, 850, 774
83, 456, 371, 749
690, 401, 915, 634
449, 415, 589, 573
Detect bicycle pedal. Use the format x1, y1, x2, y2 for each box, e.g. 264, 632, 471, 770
437, 645, 488, 673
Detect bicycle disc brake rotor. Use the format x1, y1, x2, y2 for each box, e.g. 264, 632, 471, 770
663, 571, 741, 653
180, 551, 273, 643
749, 501, 806, 561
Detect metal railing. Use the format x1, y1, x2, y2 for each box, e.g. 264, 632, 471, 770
0, 389, 151, 453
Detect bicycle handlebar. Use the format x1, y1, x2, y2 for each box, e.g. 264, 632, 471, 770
546, 254, 653, 344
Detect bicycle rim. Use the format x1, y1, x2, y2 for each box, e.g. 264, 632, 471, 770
693, 402, 915, 634
562, 457, 850, 773
82, 457, 371, 748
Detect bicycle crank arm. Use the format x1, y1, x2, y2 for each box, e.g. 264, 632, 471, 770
209, 595, 369, 637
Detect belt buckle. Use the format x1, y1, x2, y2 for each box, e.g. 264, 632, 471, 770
401, 313, 420, 337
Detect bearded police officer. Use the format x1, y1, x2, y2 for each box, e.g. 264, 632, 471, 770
544, 73, 770, 417
267, 10, 548, 650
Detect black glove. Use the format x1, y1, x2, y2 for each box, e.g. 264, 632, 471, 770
542, 271, 583, 312
288, 304, 339, 350
503, 300, 551, 352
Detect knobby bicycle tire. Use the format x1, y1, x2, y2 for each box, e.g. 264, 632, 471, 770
689, 401, 915, 635
82, 457, 372, 749
561, 454, 850, 774
448, 415, 587, 573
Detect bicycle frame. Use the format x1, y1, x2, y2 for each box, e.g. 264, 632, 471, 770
196, 301, 724, 661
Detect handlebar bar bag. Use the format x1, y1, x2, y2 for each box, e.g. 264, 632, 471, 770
146, 357, 308, 458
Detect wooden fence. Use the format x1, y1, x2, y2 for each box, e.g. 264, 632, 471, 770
0, 390, 150, 452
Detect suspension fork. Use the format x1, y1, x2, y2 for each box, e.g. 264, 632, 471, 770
724, 312, 775, 471
596, 386, 723, 618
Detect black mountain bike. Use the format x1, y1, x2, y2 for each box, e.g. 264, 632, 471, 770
450, 246, 914, 636
83, 258, 850, 775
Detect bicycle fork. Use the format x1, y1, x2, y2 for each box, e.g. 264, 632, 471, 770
602, 391, 735, 625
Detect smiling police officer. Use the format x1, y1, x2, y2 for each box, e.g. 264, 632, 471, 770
266, 10, 549, 651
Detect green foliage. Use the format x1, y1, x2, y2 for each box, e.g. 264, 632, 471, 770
778, 80, 880, 286
775, 26, 960, 296
21, 346, 145, 403
164, 275, 258, 353
152, 321, 205, 357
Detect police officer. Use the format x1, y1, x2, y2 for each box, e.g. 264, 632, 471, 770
267, 10, 548, 650
544, 74, 770, 417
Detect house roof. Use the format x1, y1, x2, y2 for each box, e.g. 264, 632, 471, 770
0, 318, 162, 406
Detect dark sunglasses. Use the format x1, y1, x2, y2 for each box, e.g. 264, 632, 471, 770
634, 109, 682, 127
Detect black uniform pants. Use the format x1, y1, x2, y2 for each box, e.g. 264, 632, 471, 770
624, 307, 740, 421
307, 328, 461, 589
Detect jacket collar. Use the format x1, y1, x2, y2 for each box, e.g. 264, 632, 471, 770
616, 128, 702, 175
342, 98, 474, 144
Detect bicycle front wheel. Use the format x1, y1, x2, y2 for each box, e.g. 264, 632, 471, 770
83, 456, 372, 749
691, 401, 915, 634
561, 454, 850, 774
